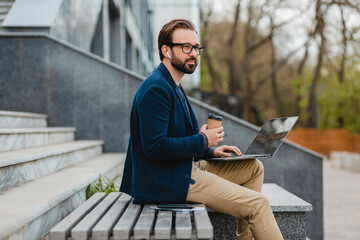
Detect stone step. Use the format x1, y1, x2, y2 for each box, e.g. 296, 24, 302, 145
208, 183, 312, 240
0, 127, 76, 152
0, 153, 126, 240
0, 2, 13, 8
0, 8, 9, 14
0, 110, 47, 128
0, 140, 103, 191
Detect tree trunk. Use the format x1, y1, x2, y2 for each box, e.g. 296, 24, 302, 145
228, 0, 241, 95
337, 6, 347, 127
307, 0, 325, 128
269, 17, 285, 116
200, 3, 221, 92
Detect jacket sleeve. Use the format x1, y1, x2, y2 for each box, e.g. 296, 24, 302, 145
138, 85, 204, 161
203, 147, 215, 159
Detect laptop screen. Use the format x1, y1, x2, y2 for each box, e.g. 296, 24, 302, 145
245, 116, 298, 155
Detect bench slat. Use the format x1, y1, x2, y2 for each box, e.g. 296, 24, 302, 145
175, 212, 192, 239
194, 209, 213, 239
71, 192, 121, 240
133, 205, 156, 239
113, 202, 142, 240
92, 194, 132, 240
49, 192, 107, 240
154, 211, 172, 239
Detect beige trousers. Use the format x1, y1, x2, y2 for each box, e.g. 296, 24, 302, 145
185, 159, 284, 240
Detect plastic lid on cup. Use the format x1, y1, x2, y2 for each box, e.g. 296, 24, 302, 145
208, 113, 223, 121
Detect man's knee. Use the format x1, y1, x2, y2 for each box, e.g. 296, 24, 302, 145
249, 193, 271, 217
252, 159, 264, 176
257, 193, 270, 206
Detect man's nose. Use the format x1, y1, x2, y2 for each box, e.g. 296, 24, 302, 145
189, 47, 198, 57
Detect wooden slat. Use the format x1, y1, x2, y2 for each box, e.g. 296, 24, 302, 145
49, 192, 106, 240
154, 211, 172, 239
112, 202, 142, 240
175, 212, 192, 239
194, 209, 213, 239
71, 192, 121, 240
133, 205, 156, 239
92, 194, 132, 240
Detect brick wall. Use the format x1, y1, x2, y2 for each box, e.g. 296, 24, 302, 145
287, 129, 360, 157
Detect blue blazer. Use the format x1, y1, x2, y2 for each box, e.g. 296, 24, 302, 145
120, 63, 212, 204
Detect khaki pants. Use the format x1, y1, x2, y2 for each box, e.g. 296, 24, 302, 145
185, 159, 284, 240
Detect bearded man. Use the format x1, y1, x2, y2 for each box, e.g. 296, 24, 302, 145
120, 19, 283, 240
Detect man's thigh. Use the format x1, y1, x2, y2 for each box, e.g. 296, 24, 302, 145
186, 163, 265, 218
195, 159, 263, 186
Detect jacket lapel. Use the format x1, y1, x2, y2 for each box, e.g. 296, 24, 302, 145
175, 86, 194, 129
181, 86, 200, 133
158, 63, 194, 130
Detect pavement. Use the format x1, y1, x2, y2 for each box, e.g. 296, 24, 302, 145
324, 160, 360, 240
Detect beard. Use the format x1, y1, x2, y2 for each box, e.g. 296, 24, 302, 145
170, 53, 198, 74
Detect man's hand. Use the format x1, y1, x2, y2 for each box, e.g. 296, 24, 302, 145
213, 145, 242, 157
200, 124, 224, 148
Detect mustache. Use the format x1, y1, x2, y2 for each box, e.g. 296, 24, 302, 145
185, 58, 197, 63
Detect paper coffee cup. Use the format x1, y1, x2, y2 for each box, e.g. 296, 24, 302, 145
207, 113, 223, 129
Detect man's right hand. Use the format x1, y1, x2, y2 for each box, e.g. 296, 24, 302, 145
200, 124, 225, 148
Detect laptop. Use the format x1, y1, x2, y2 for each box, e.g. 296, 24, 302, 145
207, 116, 299, 161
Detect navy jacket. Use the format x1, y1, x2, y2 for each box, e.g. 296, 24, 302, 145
120, 63, 212, 204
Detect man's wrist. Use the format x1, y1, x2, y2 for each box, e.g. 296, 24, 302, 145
208, 147, 216, 157
199, 132, 208, 150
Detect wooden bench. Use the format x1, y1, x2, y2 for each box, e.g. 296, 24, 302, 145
49, 192, 213, 240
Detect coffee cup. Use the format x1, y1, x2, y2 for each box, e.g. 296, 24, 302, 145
207, 113, 223, 129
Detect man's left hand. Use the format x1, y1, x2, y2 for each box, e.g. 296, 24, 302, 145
213, 145, 242, 157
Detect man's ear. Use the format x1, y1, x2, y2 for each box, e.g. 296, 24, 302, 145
161, 45, 170, 59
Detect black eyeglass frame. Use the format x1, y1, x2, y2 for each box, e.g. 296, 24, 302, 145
168, 42, 205, 55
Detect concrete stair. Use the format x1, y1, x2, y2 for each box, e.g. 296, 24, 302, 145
0, 127, 76, 152
0, 110, 125, 239
0, 0, 14, 31
0, 140, 104, 190
0, 110, 47, 128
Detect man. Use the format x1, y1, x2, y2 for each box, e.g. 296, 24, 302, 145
120, 19, 284, 240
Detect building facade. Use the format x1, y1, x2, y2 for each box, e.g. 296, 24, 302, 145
2, 0, 154, 76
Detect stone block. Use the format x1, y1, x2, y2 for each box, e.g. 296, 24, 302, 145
207, 184, 312, 240
350, 153, 360, 172
330, 151, 345, 168
341, 153, 353, 170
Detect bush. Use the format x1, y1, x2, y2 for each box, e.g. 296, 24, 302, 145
86, 174, 119, 199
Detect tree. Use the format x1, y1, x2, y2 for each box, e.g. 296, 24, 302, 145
200, 0, 360, 131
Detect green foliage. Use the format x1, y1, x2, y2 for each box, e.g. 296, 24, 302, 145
290, 70, 313, 125
200, 59, 212, 91
318, 70, 360, 132
86, 174, 119, 199
292, 59, 360, 132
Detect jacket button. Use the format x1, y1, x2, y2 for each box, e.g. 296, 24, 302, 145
185, 174, 190, 179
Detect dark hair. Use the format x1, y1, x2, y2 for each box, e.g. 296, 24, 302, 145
158, 19, 196, 61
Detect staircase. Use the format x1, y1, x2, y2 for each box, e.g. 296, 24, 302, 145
0, 0, 14, 31
0, 110, 125, 239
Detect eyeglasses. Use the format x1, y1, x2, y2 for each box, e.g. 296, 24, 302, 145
168, 43, 204, 55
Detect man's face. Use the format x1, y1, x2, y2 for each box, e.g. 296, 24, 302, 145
169, 29, 200, 74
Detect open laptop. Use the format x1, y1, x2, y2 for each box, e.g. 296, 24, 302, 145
207, 116, 299, 161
